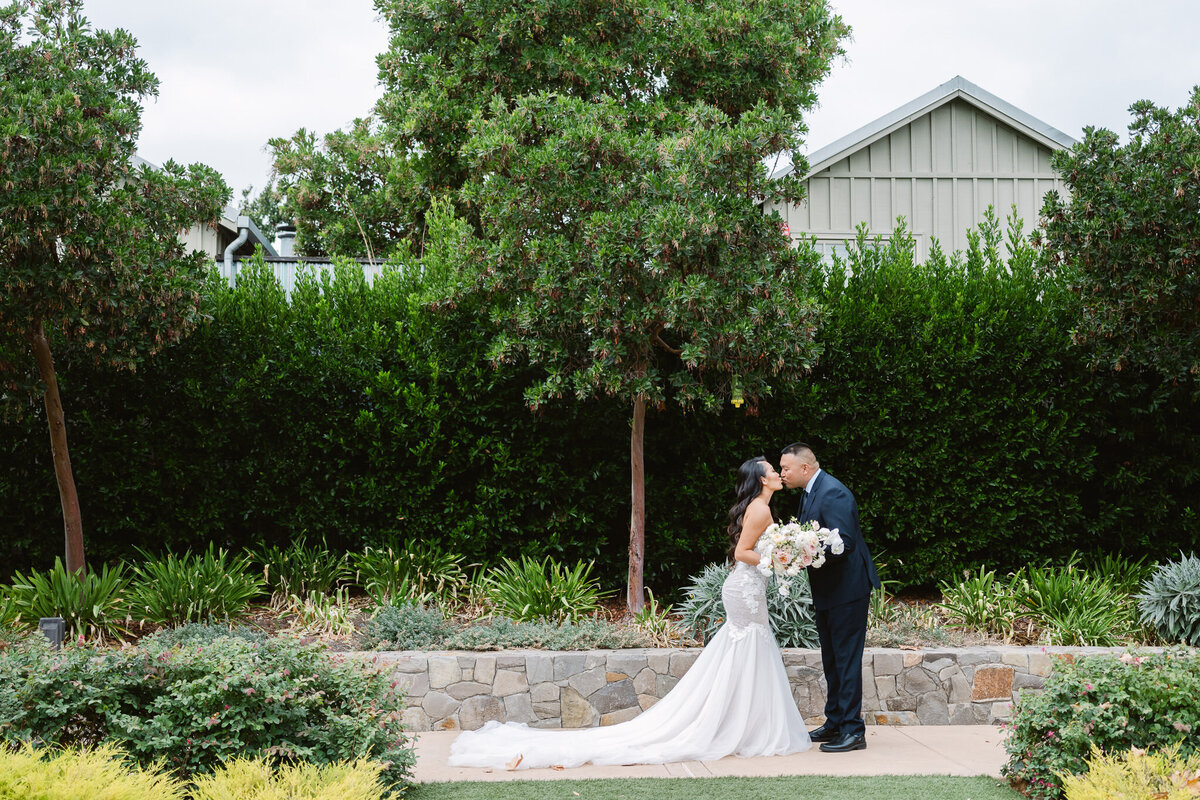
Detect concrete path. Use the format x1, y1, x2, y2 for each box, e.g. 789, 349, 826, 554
411, 726, 1009, 783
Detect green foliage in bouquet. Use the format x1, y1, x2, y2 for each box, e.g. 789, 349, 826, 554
127, 544, 265, 627
0, 634, 415, 788
1061, 743, 1200, 800
0, 742, 182, 800
1002, 649, 1200, 799
676, 562, 818, 648
4, 558, 129, 641
1138, 552, 1200, 645
479, 555, 610, 623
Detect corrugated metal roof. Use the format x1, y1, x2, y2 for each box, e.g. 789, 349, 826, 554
770, 75, 1077, 180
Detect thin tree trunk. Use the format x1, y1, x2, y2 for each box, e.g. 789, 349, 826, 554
627, 396, 646, 614
29, 321, 86, 574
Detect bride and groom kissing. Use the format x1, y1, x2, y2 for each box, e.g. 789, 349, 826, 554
449, 441, 882, 769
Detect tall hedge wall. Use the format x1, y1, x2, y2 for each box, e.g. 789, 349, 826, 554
3, 216, 1197, 593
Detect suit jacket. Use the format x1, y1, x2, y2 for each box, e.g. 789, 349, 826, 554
799, 470, 881, 610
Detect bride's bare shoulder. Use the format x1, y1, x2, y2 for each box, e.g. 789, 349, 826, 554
744, 498, 773, 525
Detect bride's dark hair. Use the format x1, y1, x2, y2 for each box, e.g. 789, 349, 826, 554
727, 456, 769, 562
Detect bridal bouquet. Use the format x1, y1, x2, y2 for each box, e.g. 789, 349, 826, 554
756, 519, 844, 597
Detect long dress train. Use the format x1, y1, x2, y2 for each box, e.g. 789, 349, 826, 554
447, 560, 811, 769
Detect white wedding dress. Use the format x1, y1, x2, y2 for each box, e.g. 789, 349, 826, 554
447, 558, 811, 769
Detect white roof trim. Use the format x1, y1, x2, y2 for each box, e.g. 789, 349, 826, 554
771, 75, 1077, 180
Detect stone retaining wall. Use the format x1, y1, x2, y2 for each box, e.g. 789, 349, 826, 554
361, 646, 1148, 732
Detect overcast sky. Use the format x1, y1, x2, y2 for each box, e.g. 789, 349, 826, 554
83, 0, 1200, 206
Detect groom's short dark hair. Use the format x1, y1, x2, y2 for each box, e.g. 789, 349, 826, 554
781, 441, 814, 458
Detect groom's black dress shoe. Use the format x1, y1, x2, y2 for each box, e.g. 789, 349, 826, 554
819, 732, 867, 752
807, 724, 839, 742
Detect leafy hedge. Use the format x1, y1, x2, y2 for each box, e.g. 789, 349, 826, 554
0, 633, 413, 787
2, 211, 1197, 593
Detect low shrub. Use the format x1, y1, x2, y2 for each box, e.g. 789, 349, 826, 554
479, 555, 609, 623
127, 545, 265, 627
1002, 648, 1200, 799
4, 558, 129, 641
676, 562, 818, 648
366, 602, 453, 650
441, 616, 650, 651
1019, 562, 1138, 646
189, 755, 389, 800
938, 566, 1022, 638
286, 587, 356, 636
0, 634, 414, 788
0, 742, 181, 800
1061, 744, 1200, 800
1138, 552, 1200, 645
138, 622, 268, 649
350, 540, 468, 607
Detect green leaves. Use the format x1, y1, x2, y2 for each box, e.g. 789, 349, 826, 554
127, 545, 266, 627
5, 557, 130, 641
479, 554, 610, 623
1138, 552, 1200, 645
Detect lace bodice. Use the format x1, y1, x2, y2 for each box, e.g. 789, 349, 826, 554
723, 561, 769, 630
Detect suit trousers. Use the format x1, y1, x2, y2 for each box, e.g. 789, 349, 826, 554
815, 595, 870, 737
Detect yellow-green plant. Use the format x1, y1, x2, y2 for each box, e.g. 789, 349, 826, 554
1062, 744, 1200, 800
0, 742, 181, 799
189, 756, 388, 800
288, 587, 355, 636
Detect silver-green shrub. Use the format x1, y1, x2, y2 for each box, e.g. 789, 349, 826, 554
677, 562, 818, 648
1138, 552, 1200, 644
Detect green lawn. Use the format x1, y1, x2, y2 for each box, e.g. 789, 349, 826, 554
408, 775, 1023, 799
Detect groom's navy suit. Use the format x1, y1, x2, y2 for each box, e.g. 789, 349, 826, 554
799, 469, 880, 738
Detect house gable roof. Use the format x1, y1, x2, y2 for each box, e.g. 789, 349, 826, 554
771, 75, 1077, 180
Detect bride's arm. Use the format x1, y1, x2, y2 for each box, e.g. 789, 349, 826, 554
733, 502, 770, 566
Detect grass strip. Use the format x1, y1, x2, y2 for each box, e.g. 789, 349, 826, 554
408, 775, 1022, 800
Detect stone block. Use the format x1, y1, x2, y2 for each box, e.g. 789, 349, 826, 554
954, 648, 996, 667
591, 680, 638, 714
531, 682, 559, 702
503, 693, 537, 724
524, 654, 552, 684
608, 652, 649, 676
875, 675, 897, 700
902, 667, 937, 695
497, 654, 525, 668
873, 653, 904, 675
939, 664, 964, 682
903, 651, 924, 668
459, 695, 504, 730
421, 690, 458, 719
862, 666, 877, 700
457, 655, 475, 667
972, 666, 1014, 701
1028, 653, 1053, 677
484, 669, 523, 698
989, 701, 1014, 722
949, 702, 990, 725
586, 653, 607, 669
1014, 672, 1046, 691
656, 673, 680, 696
533, 701, 561, 719
560, 686, 598, 728
401, 706, 430, 732
601, 706, 641, 726
462, 669, 474, 682
428, 656, 460, 689
916, 692, 950, 725
447, 681, 491, 700
1002, 652, 1028, 669
393, 671, 429, 700
923, 655, 954, 673
568, 667, 607, 698
530, 719, 562, 729
948, 672, 972, 704
638, 694, 660, 711
889, 695, 918, 712
669, 651, 699, 677
872, 711, 918, 725
633, 667, 657, 695
786, 665, 822, 683
554, 654, 588, 681
647, 651, 671, 673
606, 672, 629, 682
389, 655, 428, 674
474, 656, 497, 685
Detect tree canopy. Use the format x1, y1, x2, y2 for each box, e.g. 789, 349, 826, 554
0, 0, 228, 570
1039, 87, 1200, 392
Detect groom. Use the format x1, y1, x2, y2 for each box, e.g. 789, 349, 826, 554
780, 442, 880, 753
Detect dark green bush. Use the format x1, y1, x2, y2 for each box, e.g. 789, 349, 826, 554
2, 215, 1197, 594
0, 634, 414, 788
1002, 648, 1200, 799
4, 558, 130, 641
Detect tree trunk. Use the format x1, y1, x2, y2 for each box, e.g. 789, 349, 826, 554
29, 321, 86, 574
627, 396, 646, 614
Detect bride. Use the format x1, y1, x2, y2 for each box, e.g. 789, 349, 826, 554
447, 456, 811, 769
